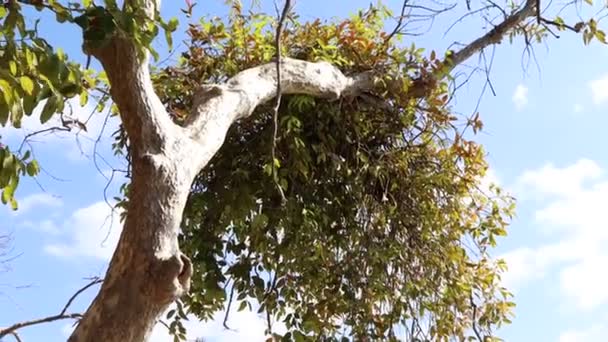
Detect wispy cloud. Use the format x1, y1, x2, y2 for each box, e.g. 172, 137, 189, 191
502, 159, 608, 310
559, 323, 608, 342
20, 219, 62, 235
12, 193, 63, 216
512, 84, 528, 111
44, 201, 122, 261
590, 73, 608, 104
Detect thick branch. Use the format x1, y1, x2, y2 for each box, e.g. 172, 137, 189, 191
184, 58, 374, 167
87, 0, 171, 154
89, 38, 175, 153
187, 0, 538, 144
187, 58, 373, 129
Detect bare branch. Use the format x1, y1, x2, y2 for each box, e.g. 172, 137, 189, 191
445, 0, 536, 75
222, 282, 236, 330
0, 277, 103, 339
60, 278, 104, 316
470, 294, 483, 341
7, 331, 22, 342
0, 313, 83, 339
270, 0, 292, 204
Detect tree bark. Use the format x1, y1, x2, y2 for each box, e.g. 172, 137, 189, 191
67, 0, 539, 340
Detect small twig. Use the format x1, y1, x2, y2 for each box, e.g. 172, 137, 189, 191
157, 319, 171, 330
8, 331, 22, 342
17, 127, 71, 154
266, 310, 273, 336
470, 294, 483, 341
222, 282, 236, 330
539, 16, 582, 33
384, 0, 410, 45
60, 277, 103, 316
269, 0, 291, 205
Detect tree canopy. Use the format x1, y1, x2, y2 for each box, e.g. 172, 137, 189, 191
148, 5, 517, 340
0, 0, 604, 341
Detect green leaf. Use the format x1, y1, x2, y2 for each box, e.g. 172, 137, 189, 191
166, 309, 176, 319
19, 76, 35, 95
596, 30, 607, 44
26, 160, 40, 177
40, 95, 59, 124
2, 175, 19, 208
60, 83, 79, 97
10, 100, 23, 128
238, 301, 248, 312
252, 276, 264, 290
9, 197, 18, 210
0, 79, 14, 105
164, 29, 174, 51
80, 91, 89, 107
9, 61, 17, 76
167, 18, 179, 32
1, 189, 8, 205
25, 49, 36, 69
0, 100, 8, 126
23, 95, 36, 116
251, 214, 268, 230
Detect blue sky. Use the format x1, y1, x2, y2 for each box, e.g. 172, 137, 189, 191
2, 0, 608, 341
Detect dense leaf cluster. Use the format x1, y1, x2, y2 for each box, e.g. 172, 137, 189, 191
153, 4, 515, 341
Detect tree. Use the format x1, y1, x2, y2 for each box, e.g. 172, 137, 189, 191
0, 0, 602, 341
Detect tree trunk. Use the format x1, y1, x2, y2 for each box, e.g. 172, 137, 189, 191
68, 147, 195, 341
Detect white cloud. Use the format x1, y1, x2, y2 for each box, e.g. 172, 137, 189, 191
44, 201, 122, 261
12, 192, 63, 216
502, 159, 608, 310
149, 302, 287, 342
559, 324, 608, 342
20, 219, 62, 234
514, 159, 601, 200
512, 84, 528, 111
60, 302, 279, 342
590, 73, 608, 105
149, 309, 273, 342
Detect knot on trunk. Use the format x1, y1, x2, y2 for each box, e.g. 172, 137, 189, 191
151, 252, 193, 304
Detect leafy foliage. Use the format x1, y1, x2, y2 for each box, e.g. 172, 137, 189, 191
0, 0, 181, 206
0, 1, 89, 207
153, 4, 516, 341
